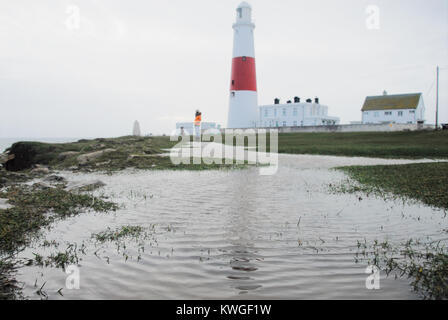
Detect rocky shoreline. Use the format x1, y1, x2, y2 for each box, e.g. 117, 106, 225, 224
1, 136, 172, 173
0, 135, 244, 184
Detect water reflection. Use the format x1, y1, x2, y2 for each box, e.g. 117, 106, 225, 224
224, 170, 262, 294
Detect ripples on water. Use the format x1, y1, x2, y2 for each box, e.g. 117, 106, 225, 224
16, 155, 446, 299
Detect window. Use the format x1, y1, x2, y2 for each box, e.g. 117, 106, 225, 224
264, 109, 268, 117
242, 56, 246, 61
237, 8, 242, 18
231, 92, 235, 97
282, 108, 286, 116
385, 111, 392, 116
231, 80, 234, 85
283, 121, 287, 127
409, 110, 415, 114
293, 121, 297, 126
374, 112, 379, 117
275, 121, 279, 127
398, 111, 403, 117
293, 108, 298, 116
365, 112, 369, 115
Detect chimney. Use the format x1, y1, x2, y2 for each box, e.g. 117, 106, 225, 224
306, 98, 312, 103
274, 98, 280, 104
294, 96, 300, 103
287, 100, 292, 104
315, 97, 319, 104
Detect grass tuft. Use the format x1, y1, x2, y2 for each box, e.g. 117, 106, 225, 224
334, 162, 448, 210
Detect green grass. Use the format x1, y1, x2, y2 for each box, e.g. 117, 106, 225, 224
335, 162, 448, 210
356, 238, 448, 300
276, 131, 448, 159
24, 225, 154, 274
0, 259, 18, 300
0, 185, 118, 254
220, 130, 448, 158
0, 184, 117, 299
92, 226, 148, 243
90, 225, 155, 263
29, 242, 87, 270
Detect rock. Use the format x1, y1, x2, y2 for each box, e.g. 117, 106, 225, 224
95, 160, 111, 167
0, 170, 29, 187
58, 151, 80, 160
31, 166, 50, 174
43, 175, 67, 183
0, 198, 13, 210
143, 149, 157, 155
1, 153, 15, 167
77, 149, 116, 165
33, 182, 53, 189
4, 142, 40, 171
66, 180, 106, 192
0, 153, 8, 164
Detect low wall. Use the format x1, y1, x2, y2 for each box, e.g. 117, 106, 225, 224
221, 123, 433, 133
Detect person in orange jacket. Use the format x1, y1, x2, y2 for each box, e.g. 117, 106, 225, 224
194, 110, 202, 139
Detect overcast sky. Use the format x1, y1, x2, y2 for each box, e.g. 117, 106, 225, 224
0, 0, 447, 137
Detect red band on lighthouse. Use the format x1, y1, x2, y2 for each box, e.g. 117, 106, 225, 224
230, 56, 257, 92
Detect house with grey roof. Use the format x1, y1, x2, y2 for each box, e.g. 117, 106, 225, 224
361, 92, 425, 124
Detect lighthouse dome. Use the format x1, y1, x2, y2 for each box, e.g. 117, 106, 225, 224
237, 1, 251, 9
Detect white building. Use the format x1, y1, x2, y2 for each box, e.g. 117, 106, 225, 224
175, 122, 220, 135
361, 92, 425, 124
259, 97, 340, 128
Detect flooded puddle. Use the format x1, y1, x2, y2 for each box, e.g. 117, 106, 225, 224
15, 155, 446, 299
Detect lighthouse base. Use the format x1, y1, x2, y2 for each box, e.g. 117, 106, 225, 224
227, 91, 259, 129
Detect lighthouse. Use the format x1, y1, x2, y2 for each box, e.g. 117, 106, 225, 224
227, 2, 259, 129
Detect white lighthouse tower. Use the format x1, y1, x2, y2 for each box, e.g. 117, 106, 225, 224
227, 2, 259, 129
